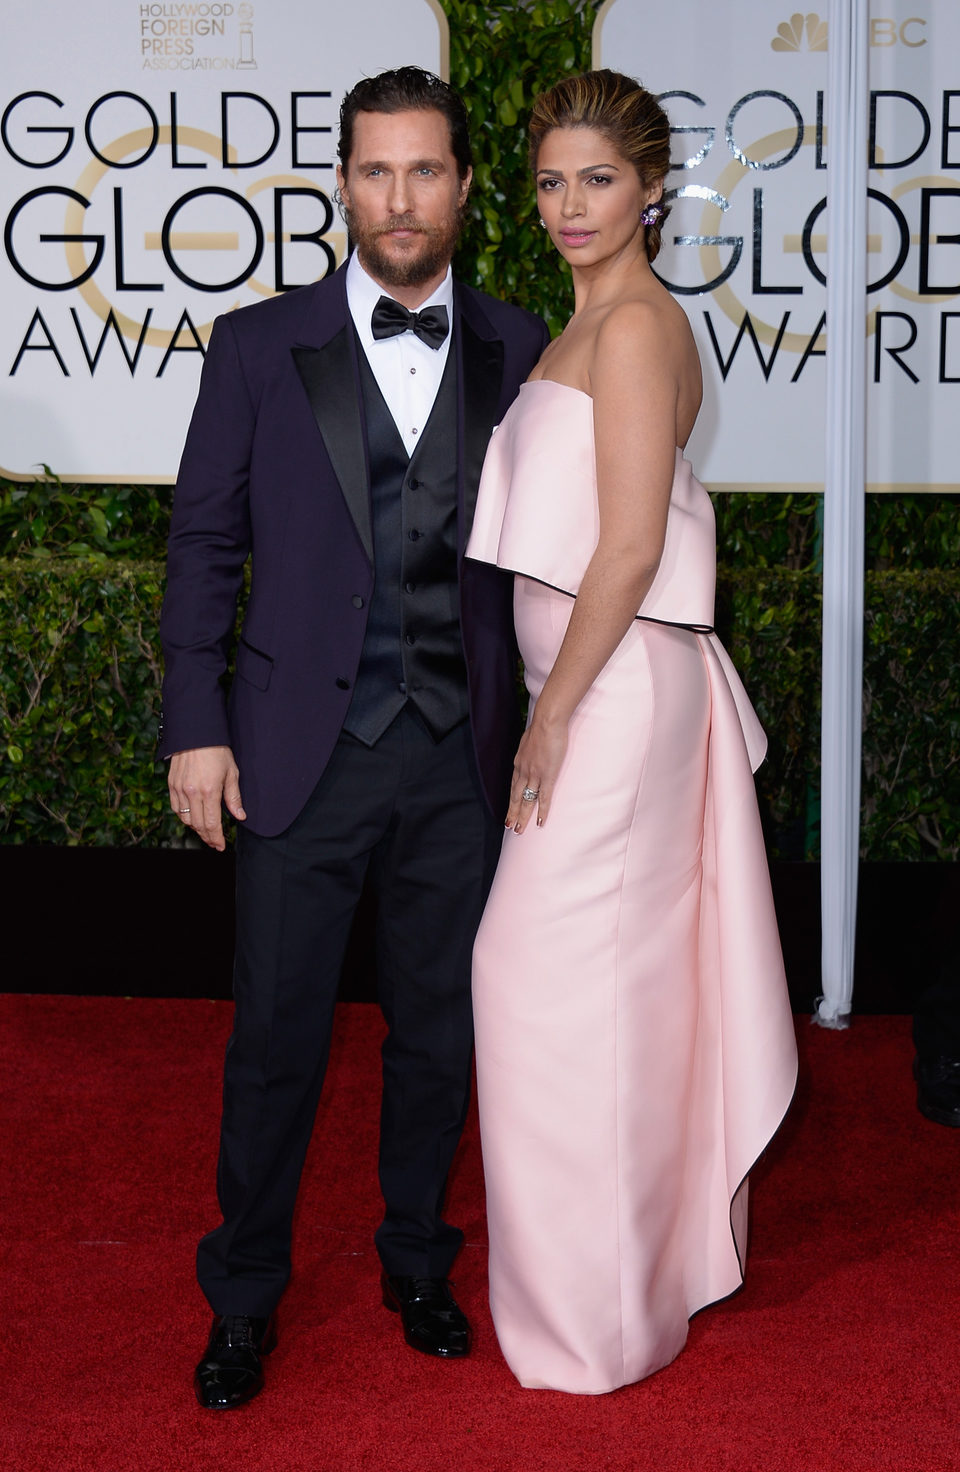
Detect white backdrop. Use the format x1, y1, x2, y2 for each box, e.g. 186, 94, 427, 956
2, 0, 447, 482
594, 0, 958, 494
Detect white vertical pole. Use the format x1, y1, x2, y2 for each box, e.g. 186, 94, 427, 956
818, 0, 869, 1027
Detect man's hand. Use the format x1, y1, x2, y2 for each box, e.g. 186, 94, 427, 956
168, 746, 245, 851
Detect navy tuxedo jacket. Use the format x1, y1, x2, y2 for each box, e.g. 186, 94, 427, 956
159, 265, 549, 836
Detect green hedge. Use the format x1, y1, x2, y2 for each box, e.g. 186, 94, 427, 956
717, 566, 960, 862
860, 571, 960, 860
3, 557, 958, 857
1, 559, 168, 845
447, 0, 594, 332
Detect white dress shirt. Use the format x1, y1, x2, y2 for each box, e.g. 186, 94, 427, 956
345, 251, 454, 459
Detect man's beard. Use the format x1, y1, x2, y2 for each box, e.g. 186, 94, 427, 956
346, 207, 465, 289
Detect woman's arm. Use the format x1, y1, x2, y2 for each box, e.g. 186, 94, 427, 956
507, 300, 680, 831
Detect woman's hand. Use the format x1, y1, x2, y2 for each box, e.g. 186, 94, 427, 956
506, 711, 569, 833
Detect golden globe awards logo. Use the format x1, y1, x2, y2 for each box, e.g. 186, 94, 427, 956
139, 2, 259, 71
3, 90, 342, 374
2, 0, 446, 481
654, 9, 952, 388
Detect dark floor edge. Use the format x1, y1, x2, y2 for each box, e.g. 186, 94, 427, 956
5, 848, 957, 1012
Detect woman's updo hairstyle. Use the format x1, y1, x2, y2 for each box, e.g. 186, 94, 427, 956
528, 69, 672, 262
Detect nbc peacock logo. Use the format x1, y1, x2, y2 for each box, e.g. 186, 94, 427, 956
771, 12, 828, 51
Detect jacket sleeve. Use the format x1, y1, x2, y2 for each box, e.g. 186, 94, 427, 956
158, 313, 254, 758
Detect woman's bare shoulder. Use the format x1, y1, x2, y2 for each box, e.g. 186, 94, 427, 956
596, 295, 660, 342
586, 288, 701, 438
601, 288, 695, 348
585, 294, 679, 392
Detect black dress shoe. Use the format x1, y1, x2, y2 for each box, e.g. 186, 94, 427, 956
381, 1273, 471, 1358
915, 1055, 960, 1128
194, 1313, 277, 1409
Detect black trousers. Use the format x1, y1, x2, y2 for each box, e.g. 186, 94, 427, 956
197, 708, 501, 1317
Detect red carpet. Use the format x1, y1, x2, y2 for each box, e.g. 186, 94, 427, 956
2, 997, 957, 1472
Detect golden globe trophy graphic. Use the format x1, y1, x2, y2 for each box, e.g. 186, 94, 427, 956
238, 4, 257, 70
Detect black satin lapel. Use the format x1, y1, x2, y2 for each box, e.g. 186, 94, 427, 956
458, 316, 504, 538
292, 331, 372, 562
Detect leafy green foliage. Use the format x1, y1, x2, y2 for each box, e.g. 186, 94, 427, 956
864, 494, 960, 570
447, 0, 594, 334
715, 565, 960, 861
713, 494, 823, 571
717, 568, 822, 858
713, 491, 960, 573
0, 558, 179, 846
0, 470, 172, 560
861, 572, 960, 860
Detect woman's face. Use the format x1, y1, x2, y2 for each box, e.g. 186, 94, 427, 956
534, 125, 660, 269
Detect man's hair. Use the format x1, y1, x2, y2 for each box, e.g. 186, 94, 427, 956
338, 66, 473, 180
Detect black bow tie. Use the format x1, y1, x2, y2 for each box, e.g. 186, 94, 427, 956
371, 296, 449, 349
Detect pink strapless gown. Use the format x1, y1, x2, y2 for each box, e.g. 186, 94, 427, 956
466, 381, 797, 1394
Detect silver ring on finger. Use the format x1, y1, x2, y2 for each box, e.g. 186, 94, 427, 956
521, 787, 540, 802
179, 807, 191, 814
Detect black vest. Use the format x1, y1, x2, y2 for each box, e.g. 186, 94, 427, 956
343, 337, 469, 746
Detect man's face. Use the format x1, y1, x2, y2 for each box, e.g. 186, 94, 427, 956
336, 107, 472, 299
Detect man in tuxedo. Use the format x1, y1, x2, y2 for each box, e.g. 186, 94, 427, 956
159, 67, 548, 1410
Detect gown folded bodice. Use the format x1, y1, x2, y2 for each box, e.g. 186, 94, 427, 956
467, 379, 716, 631
466, 378, 767, 771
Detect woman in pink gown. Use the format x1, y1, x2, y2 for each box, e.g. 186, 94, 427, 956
466, 71, 797, 1394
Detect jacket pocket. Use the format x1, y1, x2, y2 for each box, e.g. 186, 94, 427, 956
235, 636, 274, 691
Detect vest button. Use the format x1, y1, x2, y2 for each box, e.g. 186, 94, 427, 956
404, 581, 416, 594
408, 478, 420, 490
405, 633, 416, 646
351, 595, 364, 609
399, 681, 407, 694
408, 529, 421, 541
335, 677, 350, 690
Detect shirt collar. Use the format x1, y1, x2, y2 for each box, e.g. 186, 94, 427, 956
346, 252, 454, 351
